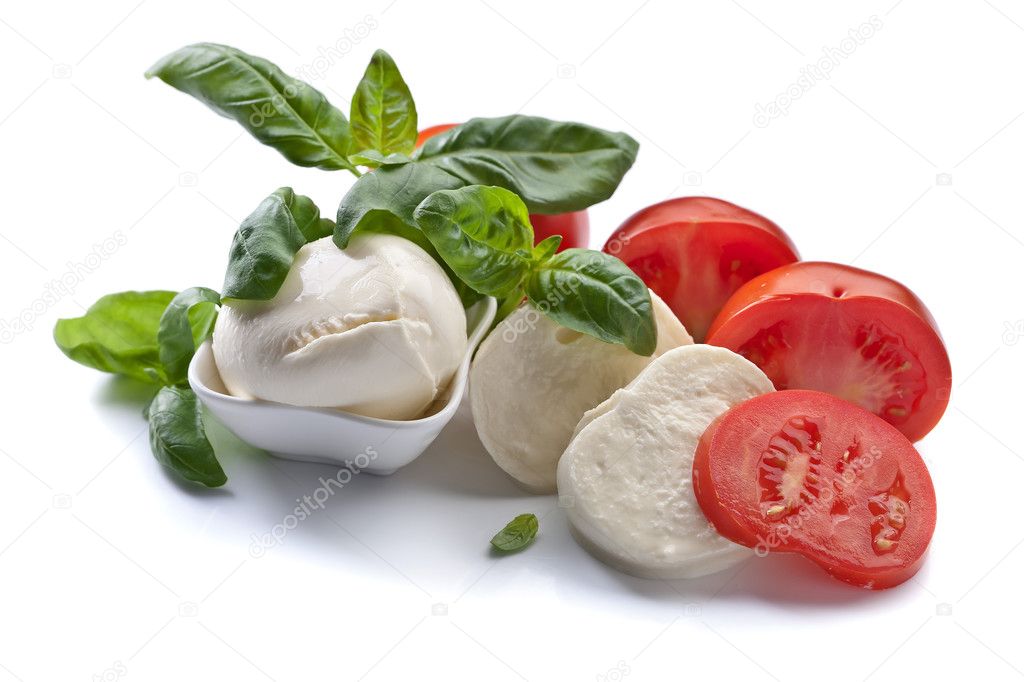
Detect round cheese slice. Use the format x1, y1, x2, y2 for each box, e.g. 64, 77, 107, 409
557, 344, 774, 579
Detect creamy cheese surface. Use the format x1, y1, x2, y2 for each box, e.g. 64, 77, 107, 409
469, 293, 692, 493
212, 234, 467, 420
558, 344, 774, 579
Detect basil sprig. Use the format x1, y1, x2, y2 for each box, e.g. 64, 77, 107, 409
415, 186, 656, 355
490, 513, 539, 552
222, 188, 333, 302
335, 115, 638, 251
54, 289, 227, 487
146, 43, 355, 172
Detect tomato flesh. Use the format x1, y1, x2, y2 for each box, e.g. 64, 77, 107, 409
416, 123, 588, 250
604, 197, 798, 342
693, 390, 936, 589
707, 262, 951, 441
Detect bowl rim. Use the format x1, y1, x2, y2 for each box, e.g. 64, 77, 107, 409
188, 296, 497, 430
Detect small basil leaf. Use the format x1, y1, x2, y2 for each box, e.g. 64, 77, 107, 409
490, 513, 539, 552
347, 149, 412, 168
414, 185, 534, 297
415, 115, 639, 213
147, 386, 226, 487
54, 291, 177, 383
223, 188, 330, 301
532, 235, 562, 261
146, 43, 354, 171
157, 287, 221, 385
334, 162, 462, 249
349, 49, 418, 157
526, 248, 657, 356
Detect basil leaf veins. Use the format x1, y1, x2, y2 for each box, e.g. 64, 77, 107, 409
526, 248, 657, 356
146, 43, 355, 172
157, 287, 221, 385
490, 513, 539, 552
349, 49, 418, 159
415, 115, 639, 213
414, 185, 534, 297
147, 385, 227, 487
54, 290, 177, 383
222, 187, 332, 302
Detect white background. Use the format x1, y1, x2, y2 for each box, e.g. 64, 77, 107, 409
1, 1, 1022, 680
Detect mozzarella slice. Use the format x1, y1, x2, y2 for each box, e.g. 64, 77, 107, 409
469, 293, 692, 493
557, 344, 774, 579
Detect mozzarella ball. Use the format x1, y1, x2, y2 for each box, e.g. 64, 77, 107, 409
469, 292, 692, 492
213, 234, 467, 420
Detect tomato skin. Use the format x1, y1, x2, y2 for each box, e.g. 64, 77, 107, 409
693, 389, 937, 590
706, 262, 951, 442
415, 123, 458, 148
529, 211, 590, 250
603, 197, 799, 342
416, 123, 588, 250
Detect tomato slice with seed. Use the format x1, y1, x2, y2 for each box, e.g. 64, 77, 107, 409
603, 197, 799, 341
416, 123, 588, 250
706, 261, 951, 442
693, 389, 937, 589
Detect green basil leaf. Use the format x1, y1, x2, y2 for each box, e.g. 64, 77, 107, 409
157, 287, 221, 385
454, 280, 485, 308
147, 386, 226, 487
414, 185, 534, 297
490, 513, 539, 552
334, 162, 462, 249
349, 49, 418, 157
54, 291, 177, 383
526, 248, 657, 356
223, 188, 331, 301
532, 235, 562, 261
146, 43, 354, 171
415, 115, 639, 212
347, 149, 412, 168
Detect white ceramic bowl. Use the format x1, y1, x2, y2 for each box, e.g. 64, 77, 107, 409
189, 297, 496, 475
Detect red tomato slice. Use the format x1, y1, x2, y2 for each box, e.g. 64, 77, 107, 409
604, 197, 799, 342
706, 262, 951, 442
416, 123, 588, 251
693, 389, 937, 589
